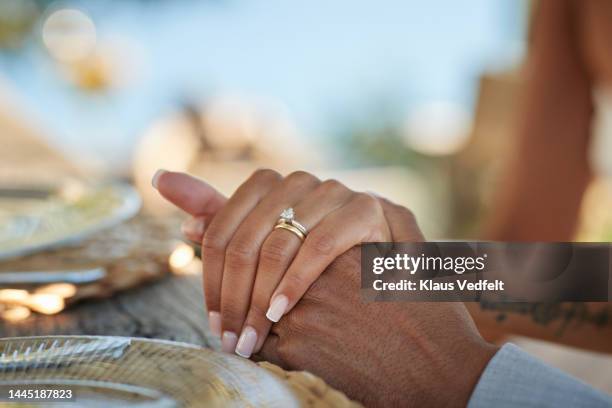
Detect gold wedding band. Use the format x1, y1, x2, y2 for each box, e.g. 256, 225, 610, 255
275, 207, 308, 241
274, 222, 306, 241
288, 219, 307, 236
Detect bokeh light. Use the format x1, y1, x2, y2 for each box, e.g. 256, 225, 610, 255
27, 293, 65, 315
35, 283, 77, 298
403, 101, 472, 156
42, 8, 96, 63
169, 243, 200, 275
1, 305, 31, 322
0, 289, 29, 303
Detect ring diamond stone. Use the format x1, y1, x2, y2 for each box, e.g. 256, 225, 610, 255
275, 208, 307, 240
280, 208, 295, 222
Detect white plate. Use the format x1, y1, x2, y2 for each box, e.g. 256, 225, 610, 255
0, 336, 298, 407
0, 183, 141, 261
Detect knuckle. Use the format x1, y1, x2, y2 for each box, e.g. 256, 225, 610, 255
283, 306, 312, 335
307, 231, 336, 256
283, 272, 308, 291
275, 337, 296, 363
323, 249, 360, 285
247, 300, 269, 321
201, 229, 226, 254
260, 235, 289, 266
356, 193, 385, 223
251, 168, 281, 182
225, 252, 256, 270
376, 195, 395, 209
221, 302, 245, 327
319, 178, 348, 194
354, 192, 381, 210
397, 205, 416, 221
226, 236, 257, 260
284, 170, 318, 187
302, 277, 329, 303
380, 196, 416, 221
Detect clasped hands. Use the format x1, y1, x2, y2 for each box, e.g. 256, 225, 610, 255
154, 169, 497, 407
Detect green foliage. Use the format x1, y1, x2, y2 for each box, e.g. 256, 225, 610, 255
334, 117, 438, 173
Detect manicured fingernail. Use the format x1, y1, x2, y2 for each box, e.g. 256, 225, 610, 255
221, 331, 238, 353
151, 169, 167, 189
182, 217, 206, 239
208, 311, 221, 337
266, 295, 288, 323
235, 326, 257, 358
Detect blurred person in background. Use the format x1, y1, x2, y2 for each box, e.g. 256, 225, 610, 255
469, 0, 612, 353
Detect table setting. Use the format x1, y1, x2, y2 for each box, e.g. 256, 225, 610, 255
0, 184, 360, 406
0, 83, 363, 406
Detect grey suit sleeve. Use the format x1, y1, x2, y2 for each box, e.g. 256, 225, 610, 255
468, 343, 612, 408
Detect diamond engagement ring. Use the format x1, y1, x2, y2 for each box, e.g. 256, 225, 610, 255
274, 208, 308, 241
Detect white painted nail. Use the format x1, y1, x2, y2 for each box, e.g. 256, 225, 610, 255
208, 311, 221, 337
221, 331, 238, 353
235, 326, 257, 358
266, 295, 288, 323
151, 169, 167, 189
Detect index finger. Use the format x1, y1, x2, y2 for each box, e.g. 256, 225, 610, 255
152, 170, 227, 216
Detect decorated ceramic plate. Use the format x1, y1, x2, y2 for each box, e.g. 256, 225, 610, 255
0, 183, 141, 261
0, 336, 299, 407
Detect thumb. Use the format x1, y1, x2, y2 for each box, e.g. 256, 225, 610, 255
152, 170, 227, 216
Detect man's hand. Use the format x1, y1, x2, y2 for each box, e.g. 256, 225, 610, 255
257, 248, 498, 407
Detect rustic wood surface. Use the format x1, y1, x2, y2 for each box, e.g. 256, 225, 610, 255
0, 274, 364, 407
0, 215, 179, 306
0, 273, 218, 350
2, 270, 612, 399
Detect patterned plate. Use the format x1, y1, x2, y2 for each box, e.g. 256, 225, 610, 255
0, 336, 299, 407
0, 183, 141, 261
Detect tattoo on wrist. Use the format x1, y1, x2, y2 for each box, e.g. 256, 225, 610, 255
479, 301, 610, 336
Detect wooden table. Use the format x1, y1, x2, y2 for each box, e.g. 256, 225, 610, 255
2, 272, 612, 397
0, 274, 363, 407
0, 274, 218, 350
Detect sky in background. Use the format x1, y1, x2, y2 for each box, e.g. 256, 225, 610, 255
0, 0, 525, 172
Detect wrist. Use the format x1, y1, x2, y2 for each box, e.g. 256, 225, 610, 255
442, 338, 499, 407
388, 329, 498, 407
398, 333, 498, 407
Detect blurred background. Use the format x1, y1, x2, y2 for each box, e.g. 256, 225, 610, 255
1, 0, 611, 240
0, 0, 531, 239
2, 0, 610, 240
1, 0, 612, 394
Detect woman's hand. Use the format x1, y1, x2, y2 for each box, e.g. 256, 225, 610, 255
153, 169, 422, 358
